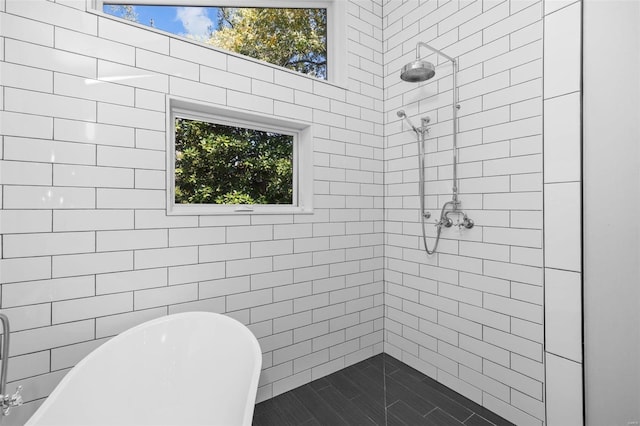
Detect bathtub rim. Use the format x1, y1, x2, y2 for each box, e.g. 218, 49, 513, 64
25, 311, 263, 426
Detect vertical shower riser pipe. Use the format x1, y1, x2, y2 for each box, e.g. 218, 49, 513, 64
414, 42, 460, 205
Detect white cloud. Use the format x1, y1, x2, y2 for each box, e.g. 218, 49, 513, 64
175, 7, 213, 40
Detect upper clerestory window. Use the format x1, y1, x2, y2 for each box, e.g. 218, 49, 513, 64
97, 0, 345, 84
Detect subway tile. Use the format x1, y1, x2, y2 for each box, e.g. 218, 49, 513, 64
170, 76, 226, 104
459, 303, 510, 332
511, 246, 543, 267
484, 326, 542, 362
169, 227, 225, 247
459, 364, 510, 402
97, 188, 165, 209
54, 210, 133, 232
54, 26, 134, 65
137, 48, 198, 80
484, 359, 542, 400
3, 232, 94, 258
227, 289, 272, 312
483, 116, 541, 144
544, 182, 581, 271
484, 293, 542, 324
7, 0, 96, 34
228, 90, 273, 115
97, 268, 167, 294
251, 270, 293, 291
168, 262, 225, 285
199, 242, 250, 263
6, 351, 50, 382
251, 240, 293, 259
0, 11, 54, 47
1, 303, 51, 332
97, 103, 165, 131
52, 293, 132, 324
252, 300, 294, 323
169, 297, 225, 315
53, 251, 133, 278
459, 1, 509, 38
545, 353, 583, 426
5, 88, 96, 122
545, 268, 582, 362
11, 320, 94, 357
55, 73, 134, 107
96, 307, 166, 338
4, 136, 96, 165
484, 260, 542, 286
483, 154, 542, 176
0, 62, 53, 93
135, 88, 165, 112
227, 257, 273, 278
98, 60, 169, 92
483, 226, 542, 247
135, 169, 165, 189
54, 164, 133, 188
199, 276, 251, 298
0, 111, 52, 139
5, 39, 96, 78
544, 2, 581, 98
134, 283, 198, 310
3, 186, 95, 209
227, 225, 272, 243
544, 93, 581, 183
0, 160, 52, 185
55, 118, 135, 147
0, 210, 52, 234
483, 2, 542, 43
97, 229, 167, 252
134, 246, 197, 269
483, 79, 541, 110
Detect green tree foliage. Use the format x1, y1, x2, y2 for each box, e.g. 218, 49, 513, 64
208, 7, 327, 78
174, 118, 293, 205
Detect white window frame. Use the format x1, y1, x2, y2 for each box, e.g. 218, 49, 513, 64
91, 0, 346, 86
167, 96, 313, 215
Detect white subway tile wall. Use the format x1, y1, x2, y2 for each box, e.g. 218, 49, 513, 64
381, 0, 579, 424
0, 0, 585, 424
0, 0, 384, 421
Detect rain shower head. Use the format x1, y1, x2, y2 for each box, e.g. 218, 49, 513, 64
400, 60, 436, 82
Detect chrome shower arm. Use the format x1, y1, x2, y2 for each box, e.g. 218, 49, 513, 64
415, 42, 455, 63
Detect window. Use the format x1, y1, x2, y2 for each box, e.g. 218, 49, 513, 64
97, 0, 345, 84
167, 97, 313, 215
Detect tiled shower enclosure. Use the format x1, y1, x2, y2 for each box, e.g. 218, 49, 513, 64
0, 1, 583, 425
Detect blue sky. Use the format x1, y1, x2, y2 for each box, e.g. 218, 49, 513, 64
104, 5, 220, 40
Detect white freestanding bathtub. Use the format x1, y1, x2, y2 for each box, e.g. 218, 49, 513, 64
26, 312, 262, 426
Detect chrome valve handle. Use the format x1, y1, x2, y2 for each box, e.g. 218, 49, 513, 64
2, 386, 23, 416
460, 215, 474, 229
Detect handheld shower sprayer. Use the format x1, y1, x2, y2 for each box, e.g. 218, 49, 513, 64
397, 110, 418, 133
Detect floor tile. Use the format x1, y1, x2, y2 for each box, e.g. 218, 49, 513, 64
253, 354, 514, 426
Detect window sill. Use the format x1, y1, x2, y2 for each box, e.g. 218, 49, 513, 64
167, 204, 314, 216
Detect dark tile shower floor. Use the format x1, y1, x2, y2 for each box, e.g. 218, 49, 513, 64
253, 354, 514, 426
